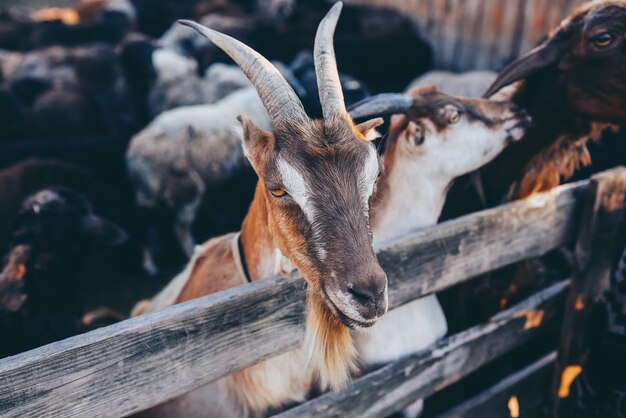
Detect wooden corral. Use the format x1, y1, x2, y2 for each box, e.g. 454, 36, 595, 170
0, 167, 625, 417
347, 0, 587, 70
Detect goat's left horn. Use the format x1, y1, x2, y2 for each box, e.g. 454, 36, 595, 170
178, 20, 308, 126
314, 2, 347, 121
348, 93, 413, 120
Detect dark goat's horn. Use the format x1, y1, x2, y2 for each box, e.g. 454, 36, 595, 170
178, 20, 308, 125
314, 2, 347, 121
348, 93, 413, 120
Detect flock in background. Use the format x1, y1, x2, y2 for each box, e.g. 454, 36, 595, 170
1, 0, 626, 417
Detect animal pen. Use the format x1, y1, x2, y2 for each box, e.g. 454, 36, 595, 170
0, 167, 624, 417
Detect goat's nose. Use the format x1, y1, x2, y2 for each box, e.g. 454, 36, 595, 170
348, 272, 388, 313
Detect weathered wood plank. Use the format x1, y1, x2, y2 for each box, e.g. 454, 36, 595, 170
382, 180, 583, 309
0, 275, 307, 418
275, 281, 568, 418
0, 180, 586, 418
437, 352, 555, 418
552, 167, 626, 410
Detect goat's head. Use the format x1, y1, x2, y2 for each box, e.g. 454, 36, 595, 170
180, 2, 387, 388
485, 0, 626, 124
11, 188, 127, 251
350, 86, 531, 179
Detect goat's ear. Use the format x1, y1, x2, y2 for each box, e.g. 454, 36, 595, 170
355, 117, 384, 141
484, 37, 568, 98
83, 216, 128, 247
237, 115, 275, 170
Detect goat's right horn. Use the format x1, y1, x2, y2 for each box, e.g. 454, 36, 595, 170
314, 2, 347, 121
348, 93, 413, 120
178, 20, 308, 125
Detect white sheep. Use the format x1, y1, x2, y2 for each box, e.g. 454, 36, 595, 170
126, 87, 271, 274
408, 70, 497, 98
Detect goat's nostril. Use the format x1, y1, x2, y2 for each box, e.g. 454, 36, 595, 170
348, 287, 375, 306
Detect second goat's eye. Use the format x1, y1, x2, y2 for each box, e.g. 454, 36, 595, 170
592, 32, 614, 48
269, 188, 288, 198
448, 110, 461, 124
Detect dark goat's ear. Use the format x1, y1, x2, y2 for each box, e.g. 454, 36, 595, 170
83, 215, 128, 247
484, 37, 568, 98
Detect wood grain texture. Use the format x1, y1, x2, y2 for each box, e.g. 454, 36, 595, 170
381, 180, 583, 309
437, 352, 556, 418
343, 0, 587, 71
275, 281, 568, 418
552, 167, 626, 409
0, 180, 586, 418
0, 275, 307, 418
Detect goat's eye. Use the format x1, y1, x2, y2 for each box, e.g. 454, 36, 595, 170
592, 32, 614, 48
269, 188, 288, 198
448, 110, 461, 124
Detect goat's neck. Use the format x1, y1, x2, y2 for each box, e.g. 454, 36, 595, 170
240, 184, 290, 280
372, 156, 452, 244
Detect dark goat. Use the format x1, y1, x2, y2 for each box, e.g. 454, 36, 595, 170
474, 0, 626, 206
0, 188, 126, 358
439, 0, 626, 331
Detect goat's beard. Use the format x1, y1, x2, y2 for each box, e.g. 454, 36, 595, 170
303, 290, 357, 391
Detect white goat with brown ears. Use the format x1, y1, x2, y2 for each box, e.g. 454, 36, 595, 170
349, 87, 530, 416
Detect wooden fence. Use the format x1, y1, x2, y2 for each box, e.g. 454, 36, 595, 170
1, 167, 625, 417
347, 0, 587, 71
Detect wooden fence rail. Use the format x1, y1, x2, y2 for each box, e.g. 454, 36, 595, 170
0, 176, 602, 418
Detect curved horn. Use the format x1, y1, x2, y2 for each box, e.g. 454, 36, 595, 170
314, 2, 346, 120
348, 93, 413, 120
178, 20, 308, 124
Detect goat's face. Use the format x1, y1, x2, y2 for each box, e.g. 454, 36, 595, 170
486, 1, 626, 123
563, 1, 626, 122
12, 188, 127, 250
386, 87, 531, 178
240, 115, 388, 327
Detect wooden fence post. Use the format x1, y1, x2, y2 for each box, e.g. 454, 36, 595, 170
552, 167, 626, 413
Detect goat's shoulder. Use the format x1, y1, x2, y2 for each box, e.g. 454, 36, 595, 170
176, 233, 245, 303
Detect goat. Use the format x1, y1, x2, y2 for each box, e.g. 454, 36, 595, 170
440, 0, 626, 330
0, 188, 127, 359
477, 0, 626, 205
132, 4, 389, 416
347, 86, 530, 416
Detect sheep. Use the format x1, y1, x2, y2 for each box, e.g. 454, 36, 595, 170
0, 36, 155, 139
146, 1, 433, 92
0, 187, 127, 359
0, 158, 132, 253
407, 70, 497, 98
126, 87, 269, 273
147, 50, 252, 117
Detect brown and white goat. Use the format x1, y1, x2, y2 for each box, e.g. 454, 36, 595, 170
349, 86, 530, 416
133, 3, 388, 416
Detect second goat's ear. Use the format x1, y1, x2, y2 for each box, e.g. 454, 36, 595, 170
237, 115, 275, 170
355, 117, 384, 141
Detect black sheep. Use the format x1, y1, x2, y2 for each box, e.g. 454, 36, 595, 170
0, 188, 127, 358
